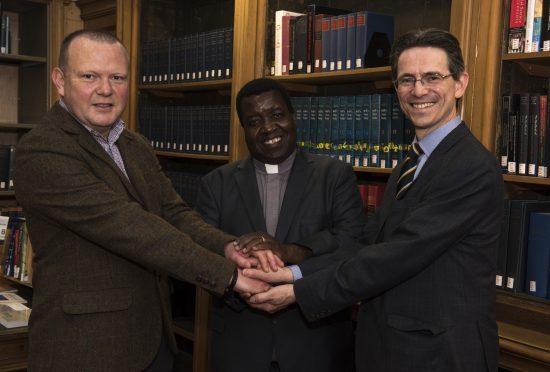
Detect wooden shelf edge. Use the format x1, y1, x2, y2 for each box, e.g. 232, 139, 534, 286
270, 66, 392, 85
502, 174, 550, 186
503, 51, 550, 62
155, 151, 230, 161
0, 53, 47, 64
0, 274, 32, 288
353, 166, 394, 174
0, 122, 37, 131
498, 321, 550, 366
139, 79, 232, 92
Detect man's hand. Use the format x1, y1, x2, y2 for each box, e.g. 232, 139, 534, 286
243, 266, 293, 284
237, 232, 311, 264
233, 268, 271, 297
247, 284, 296, 313
224, 241, 258, 268
225, 240, 283, 272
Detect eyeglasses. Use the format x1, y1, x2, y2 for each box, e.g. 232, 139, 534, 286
393, 73, 453, 91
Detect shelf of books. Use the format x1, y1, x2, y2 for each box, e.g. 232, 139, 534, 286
497, 0, 550, 369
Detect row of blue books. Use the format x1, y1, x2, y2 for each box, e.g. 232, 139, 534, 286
139, 104, 230, 155
498, 200, 550, 300
274, 5, 394, 76
292, 94, 415, 168
140, 27, 233, 85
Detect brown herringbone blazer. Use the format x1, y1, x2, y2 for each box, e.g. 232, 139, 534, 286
14, 102, 235, 371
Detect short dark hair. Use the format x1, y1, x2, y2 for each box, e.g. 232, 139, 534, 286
59, 29, 127, 71
236, 78, 294, 126
389, 28, 465, 82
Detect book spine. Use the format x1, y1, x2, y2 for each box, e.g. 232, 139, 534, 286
345, 13, 356, 70
370, 94, 381, 168
313, 14, 324, 72
529, 94, 540, 176
321, 17, 331, 72
336, 15, 347, 71
525, 0, 536, 52
518, 93, 530, 175
355, 11, 367, 69
525, 212, 550, 298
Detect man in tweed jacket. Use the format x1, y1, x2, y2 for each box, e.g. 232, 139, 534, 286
14, 29, 267, 371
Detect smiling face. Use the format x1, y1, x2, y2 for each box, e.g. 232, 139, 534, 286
51, 37, 129, 137
396, 46, 468, 139
241, 90, 297, 164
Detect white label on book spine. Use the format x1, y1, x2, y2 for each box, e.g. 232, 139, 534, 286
508, 162, 516, 174
298, 61, 303, 70
518, 163, 526, 174
501, 156, 507, 167
307, 65, 311, 73
356, 58, 362, 68
506, 277, 514, 289
322, 60, 327, 69
538, 166, 548, 177
346, 60, 351, 69
528, 164, 536, 175
330, 62, 335, 71
315, 60, 320, 68
529, 281, 536, 292
337, 61, 342, 70
495, 275, 502, 287
544, 41, 550, 51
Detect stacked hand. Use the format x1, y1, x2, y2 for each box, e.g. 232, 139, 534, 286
223, 234, 299, 313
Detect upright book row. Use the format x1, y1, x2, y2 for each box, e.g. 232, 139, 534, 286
499, 93, 550, 178
292, 94, 414, 168
498, 200, 550, 300
139, 104, 230, 156
140, 27, 233, 85
0, 207, 32, 284
507, 0, 550, 53
273, 5, 394, 76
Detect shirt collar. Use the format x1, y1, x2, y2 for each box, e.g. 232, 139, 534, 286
253, 150, 297, 175
416, 115, 462, 157
59, 99, 126, 144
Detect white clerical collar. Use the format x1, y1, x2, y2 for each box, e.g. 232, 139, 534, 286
265, 164, 279, 174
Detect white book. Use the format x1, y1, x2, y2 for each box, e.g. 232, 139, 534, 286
274, 10, 303, 76
0, 291, 27, 304
525, 0, 537, 52
0, 303, 31, 328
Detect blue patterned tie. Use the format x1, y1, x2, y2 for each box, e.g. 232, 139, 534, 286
395, 142, 423, 199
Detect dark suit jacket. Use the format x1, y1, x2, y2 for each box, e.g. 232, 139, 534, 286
196, 151, 366, 372
295, 123, 503, 372
13, 103, 236, 371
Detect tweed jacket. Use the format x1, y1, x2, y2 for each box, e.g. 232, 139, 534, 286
295, 123, 504, 372
13, 103, 236, 371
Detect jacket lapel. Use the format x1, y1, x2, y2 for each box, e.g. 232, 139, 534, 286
53, 103, 144, 204
373, 122, 470, 241
234, 157, 267, 233
115, 133, 152, 208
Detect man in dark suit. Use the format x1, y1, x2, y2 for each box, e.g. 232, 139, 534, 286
13, 29, 267, 372
195, 78, 366, 372
246, 29, 504, 372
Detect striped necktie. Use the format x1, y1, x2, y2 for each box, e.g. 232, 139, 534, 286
395, 142, 423, 199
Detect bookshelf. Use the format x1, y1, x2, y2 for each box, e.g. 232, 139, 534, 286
491, 0, 550, 370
